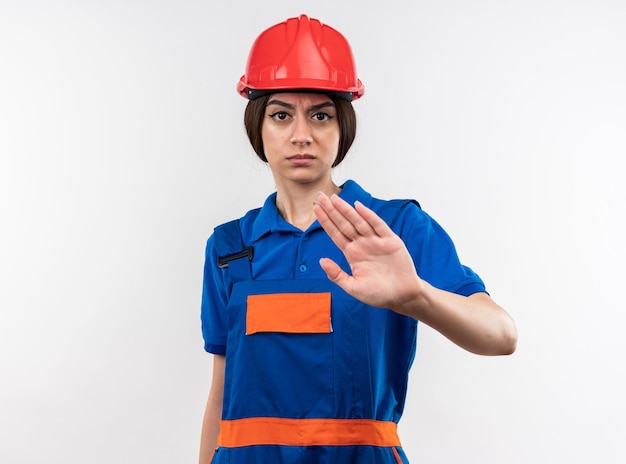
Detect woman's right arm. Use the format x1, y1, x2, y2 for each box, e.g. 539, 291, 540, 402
198, 354, 225, 464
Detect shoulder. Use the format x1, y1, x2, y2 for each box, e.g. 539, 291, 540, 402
213, 206, 263, 233
212, 190, 278, 243
210, 206, 262, 255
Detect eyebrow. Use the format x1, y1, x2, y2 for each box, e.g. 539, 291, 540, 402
266, 99, 336, 111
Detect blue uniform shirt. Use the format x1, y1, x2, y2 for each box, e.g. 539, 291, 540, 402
202, 180, 485, 356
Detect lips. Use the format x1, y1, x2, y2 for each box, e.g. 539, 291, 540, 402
286, 154, 316, 166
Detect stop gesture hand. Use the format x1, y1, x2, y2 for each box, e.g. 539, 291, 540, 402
313, 193, 423, 315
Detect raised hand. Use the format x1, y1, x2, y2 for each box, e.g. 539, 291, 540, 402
313, 192, 424, 314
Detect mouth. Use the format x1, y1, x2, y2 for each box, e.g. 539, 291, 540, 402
286, 154, 316, 166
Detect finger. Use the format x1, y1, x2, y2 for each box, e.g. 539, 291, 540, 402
313, 201, 350, 249
329, 195, 376, 238
316, 193, 377, 242
319, 257, 353, 293
315, 193, 356, 238
353, 200, 395, 238
314, 193, 358, 243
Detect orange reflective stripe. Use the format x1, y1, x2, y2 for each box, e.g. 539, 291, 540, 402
392, 446, 403, 463
217, 418, 401, 447
246, 293, 331, 334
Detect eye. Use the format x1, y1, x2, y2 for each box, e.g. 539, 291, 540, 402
312, 112, 333, 122
269, 111, 290, 121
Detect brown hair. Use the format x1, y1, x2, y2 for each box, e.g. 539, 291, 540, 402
243, 94, 357, 167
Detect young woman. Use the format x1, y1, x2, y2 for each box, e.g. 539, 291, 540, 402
199, 14, 517, 464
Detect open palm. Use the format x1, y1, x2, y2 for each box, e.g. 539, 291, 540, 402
313, 193, 423, 313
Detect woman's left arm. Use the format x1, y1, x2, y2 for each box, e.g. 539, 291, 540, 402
313, 192, 517, 356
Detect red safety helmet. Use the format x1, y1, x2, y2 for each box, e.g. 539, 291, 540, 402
237, 14, 365, 101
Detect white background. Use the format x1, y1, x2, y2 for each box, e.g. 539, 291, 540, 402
1, 0, 625, 462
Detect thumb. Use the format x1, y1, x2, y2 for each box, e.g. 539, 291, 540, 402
319, 258, 350, 287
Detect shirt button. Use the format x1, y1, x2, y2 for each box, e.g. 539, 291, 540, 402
303, 234, 309, 241
299, 264, 307, 272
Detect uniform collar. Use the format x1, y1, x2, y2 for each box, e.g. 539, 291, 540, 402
250, 180, 372, 242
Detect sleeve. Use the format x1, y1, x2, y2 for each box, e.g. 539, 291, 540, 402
395, 203, 487, 297
200, 234, 229, 355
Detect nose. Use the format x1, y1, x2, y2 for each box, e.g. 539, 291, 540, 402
290, 116, 312, 145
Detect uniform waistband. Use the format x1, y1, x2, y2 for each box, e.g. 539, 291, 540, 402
217, 417, 401, 448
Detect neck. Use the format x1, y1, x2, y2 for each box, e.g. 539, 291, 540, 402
275, 179, 341, 231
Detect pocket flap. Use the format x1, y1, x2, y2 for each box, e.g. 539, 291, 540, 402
246, 293, 331, 335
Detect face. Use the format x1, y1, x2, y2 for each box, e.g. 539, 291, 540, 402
261, 92, 340, 189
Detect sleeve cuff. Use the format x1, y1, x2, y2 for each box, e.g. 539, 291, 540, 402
204, 343, 226, 355
454, 281, 488, 297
